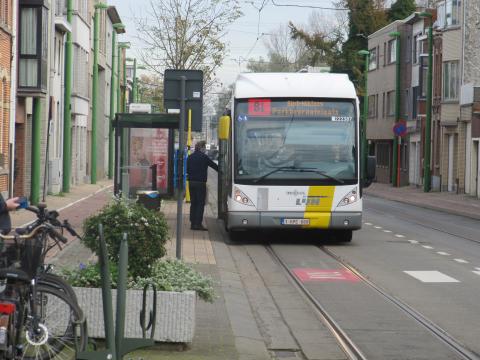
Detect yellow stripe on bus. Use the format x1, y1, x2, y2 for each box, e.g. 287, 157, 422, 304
303, 186, 335, 228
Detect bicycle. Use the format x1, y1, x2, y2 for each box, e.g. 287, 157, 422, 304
0, 203, 87, 359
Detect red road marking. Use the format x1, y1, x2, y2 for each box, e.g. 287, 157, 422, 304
293, 268, 360, 282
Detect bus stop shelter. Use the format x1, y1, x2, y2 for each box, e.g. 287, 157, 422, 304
113, 113, 179, 201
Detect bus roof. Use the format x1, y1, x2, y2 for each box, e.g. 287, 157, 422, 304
234, 73, 357, 100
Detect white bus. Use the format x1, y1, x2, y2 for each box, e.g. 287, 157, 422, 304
218, 73, 375, 241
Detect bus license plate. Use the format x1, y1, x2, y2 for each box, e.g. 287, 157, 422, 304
281, 219, 310, 225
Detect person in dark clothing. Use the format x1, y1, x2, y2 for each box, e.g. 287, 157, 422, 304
0, 195, 20, 234
187, 141, 218, 231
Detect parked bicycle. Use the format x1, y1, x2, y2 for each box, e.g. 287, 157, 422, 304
0, 203, 87, 359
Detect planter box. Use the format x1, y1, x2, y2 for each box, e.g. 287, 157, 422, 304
73, 287, 196, 343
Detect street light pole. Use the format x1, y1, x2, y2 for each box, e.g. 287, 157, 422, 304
358, 50, 370, 186
419, 12, 433, 192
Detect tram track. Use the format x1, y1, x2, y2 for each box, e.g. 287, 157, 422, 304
266, 243, 480, 360
265, 245, 367, 360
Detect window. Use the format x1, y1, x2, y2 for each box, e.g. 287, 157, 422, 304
18, 2, 48, 92
368, 95, 376, 117
387, 91, 395, 116
99, 9, 106, 55
388, 39, 397, 64
369, 48, 377, 71
376, 142, 390, 167
443, 61, 459, 101
0, 0, 8, 25
436, 0, 461, 28
75, 0, 88, 21
404, 89, 410, 119
412, 86, 419, 118
382, 92, 385, 117
420, 55, 428, 98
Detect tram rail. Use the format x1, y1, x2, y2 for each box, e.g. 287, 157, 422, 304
266, 243, 480, 360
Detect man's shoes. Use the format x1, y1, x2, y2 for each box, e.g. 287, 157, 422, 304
191, 225, 208, 231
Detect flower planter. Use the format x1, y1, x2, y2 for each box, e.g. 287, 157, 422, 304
73, 287, 196, 343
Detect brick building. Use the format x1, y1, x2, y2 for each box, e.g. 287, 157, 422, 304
0, 0, 12, 196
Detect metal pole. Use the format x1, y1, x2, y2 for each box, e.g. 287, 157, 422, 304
123, 52, 127, 112
132, 59, 137, 103
176, 76, 186, 259
98, 224, 116, 359
115, 233, 128, 358
31, 98, 42, 204
362, 53, 369, 186
62, 0, 73, 193
424, 22, 433, 192
117, 46, 122, 113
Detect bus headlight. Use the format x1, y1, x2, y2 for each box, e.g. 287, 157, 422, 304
233, 187, 254, 206
337, 187, 358, 207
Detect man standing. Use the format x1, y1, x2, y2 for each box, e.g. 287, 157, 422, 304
0, 195, 20, 234
187, 141, 218, 231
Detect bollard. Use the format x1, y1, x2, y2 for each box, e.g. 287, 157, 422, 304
76, 227, 155, 360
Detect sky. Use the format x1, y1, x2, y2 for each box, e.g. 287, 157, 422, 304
108, 0, 344, 90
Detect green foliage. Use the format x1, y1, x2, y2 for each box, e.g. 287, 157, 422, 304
135, 259, 215, 303
61, 262, 120, 289
82, 198, 169, 278
61, 259, 215, 303
389, 0, 416, 21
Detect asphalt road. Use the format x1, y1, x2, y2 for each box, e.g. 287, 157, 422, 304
217, 190, 480, 359
324, 195, 480, 357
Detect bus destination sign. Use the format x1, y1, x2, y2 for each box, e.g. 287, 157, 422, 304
247, 99, 341, 117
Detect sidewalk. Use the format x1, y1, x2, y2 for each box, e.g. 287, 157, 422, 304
25, 181, 264, 359
364, 182, 480, 220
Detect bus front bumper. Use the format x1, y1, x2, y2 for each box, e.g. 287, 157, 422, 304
227, 211, 362, 230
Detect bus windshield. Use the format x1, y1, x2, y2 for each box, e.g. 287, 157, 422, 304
234, 99, 357, 184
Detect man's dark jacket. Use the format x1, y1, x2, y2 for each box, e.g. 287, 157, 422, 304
0, 195, 12, 234
187, 150, 219, 182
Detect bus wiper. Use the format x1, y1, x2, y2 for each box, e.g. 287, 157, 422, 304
313, 170, 345, 184
253, 166, 345, 184
253, 166, 302, 183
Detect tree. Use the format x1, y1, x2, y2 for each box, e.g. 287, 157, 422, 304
334, 0, 388, 92
214, 85, 233, 119
246, 24, 310, 73
389, 0, 416, 21
135, 0, 242, 90
137, 74, 164, 112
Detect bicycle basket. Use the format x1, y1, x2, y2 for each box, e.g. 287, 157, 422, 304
0, 237, 45, 278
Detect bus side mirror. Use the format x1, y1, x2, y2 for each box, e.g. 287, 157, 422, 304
364, 156, 376, 188
218, 115, 231, 140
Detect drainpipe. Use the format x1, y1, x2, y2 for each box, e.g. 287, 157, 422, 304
91, 3, 108, 184
109, 23, 124, 179
62, 0, 73, 193
31, 98, 42, 204
419, 12, 433, 192
9, 0, 18, 197
390, 31, 401, 187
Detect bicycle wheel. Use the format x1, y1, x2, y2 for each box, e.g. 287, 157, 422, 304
37, 273, 79, 305
18, 285, 87, 360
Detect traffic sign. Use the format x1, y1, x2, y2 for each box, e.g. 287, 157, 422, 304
393, 120, 407, 137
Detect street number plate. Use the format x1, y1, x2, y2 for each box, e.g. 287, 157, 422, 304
281, 219, 310, 225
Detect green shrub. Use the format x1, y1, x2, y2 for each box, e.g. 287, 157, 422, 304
135, 259, 215, 303
61, 259, 215, 303
82, 198, 169, 278
61, 262, 120, 288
